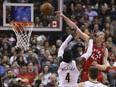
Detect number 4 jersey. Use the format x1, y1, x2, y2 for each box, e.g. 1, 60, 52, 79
58, 60, 79, 87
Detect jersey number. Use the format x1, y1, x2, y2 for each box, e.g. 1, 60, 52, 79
65, 73, 70, 83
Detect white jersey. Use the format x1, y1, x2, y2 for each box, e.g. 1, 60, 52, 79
58, 60, 79, 87
84, 81, 104, 87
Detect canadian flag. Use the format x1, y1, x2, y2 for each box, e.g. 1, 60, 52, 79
50, 21, 59, 28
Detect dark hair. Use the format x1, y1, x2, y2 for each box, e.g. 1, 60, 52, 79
43, 65, 50, 74
108, 58, 115, 62
16, 55, 25, 66
63, 50, 73, 63
88, 66, 99, 80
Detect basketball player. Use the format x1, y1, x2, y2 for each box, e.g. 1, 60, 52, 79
55, 11, 108, 82
57, 33, 93, 87
77, 66, 107, 87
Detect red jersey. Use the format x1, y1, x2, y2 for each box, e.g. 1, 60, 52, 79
18, 72, 31, 85
105, 66, 116, 73
28, 69, 38, 84
82, 44, 106, 70
106, 66, 116, 78
80, 44, 106, 82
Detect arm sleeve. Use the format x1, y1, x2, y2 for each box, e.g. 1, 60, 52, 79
57, 34, 73, 58
81, 39, 93, 60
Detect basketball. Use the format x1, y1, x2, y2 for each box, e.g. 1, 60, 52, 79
40, 3, 54, 15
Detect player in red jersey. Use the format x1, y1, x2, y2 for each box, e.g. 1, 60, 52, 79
55, 11, 108, 82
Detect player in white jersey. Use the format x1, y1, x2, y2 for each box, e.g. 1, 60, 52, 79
57, 33, 93, 87
77, 66, 107, 87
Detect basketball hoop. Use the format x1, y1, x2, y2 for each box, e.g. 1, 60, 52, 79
10, 21, 34, 51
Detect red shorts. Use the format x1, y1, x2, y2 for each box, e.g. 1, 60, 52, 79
80, 70, 103, 82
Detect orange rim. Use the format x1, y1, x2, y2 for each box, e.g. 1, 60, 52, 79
10, 21, 33, 32
10, 21, 33, 26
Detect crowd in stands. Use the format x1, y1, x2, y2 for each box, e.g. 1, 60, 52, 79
0, 0, 116, 87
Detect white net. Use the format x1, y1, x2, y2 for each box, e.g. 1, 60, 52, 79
10, 21, 33, 51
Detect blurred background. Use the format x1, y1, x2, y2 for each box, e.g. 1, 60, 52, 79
0, 0, 116, 87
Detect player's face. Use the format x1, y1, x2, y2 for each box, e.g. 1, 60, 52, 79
95, 32, 105, 44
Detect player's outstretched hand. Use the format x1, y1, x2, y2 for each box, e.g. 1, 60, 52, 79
55, 11, 64, 17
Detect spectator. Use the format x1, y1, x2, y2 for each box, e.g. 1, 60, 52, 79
27, 62, 39, 86
39, 65, 52, 85
50, 45, 57, 59
1, 55, 10, 66
11, 61, 20, 76
39, 48, 47, 68
98, 5, 109, 20
45, 50, 51, 59
45, 73, 58, 87
24, 49, 39, 64
18, 65, 30, 86
34, 16, 41, 27
70, 14, 78, 25
46, 56, 58, 73
82, 14, 90, 27
73, 3, 84, 20
55, 39, 62, 49
4, 64, 11, 73
102, 72, 110, 86
8, 34, 16, 47
105, 58, 116, 87
10, 47, 17, 62
85, 4, 98, 22
103, 22, 111, 37
16, 55, 26, 67
1, 42, 11, 57
43, 40, 51, 51
2, 70, 16, 87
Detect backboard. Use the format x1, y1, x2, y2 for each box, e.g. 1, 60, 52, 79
2, 0, 63, 32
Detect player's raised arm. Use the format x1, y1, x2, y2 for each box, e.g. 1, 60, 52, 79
81, 38, 93, 60
55, 11, 89, 44
57, 34, 73, 65
75, 37, 93, 66
57, 34, 73, 58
